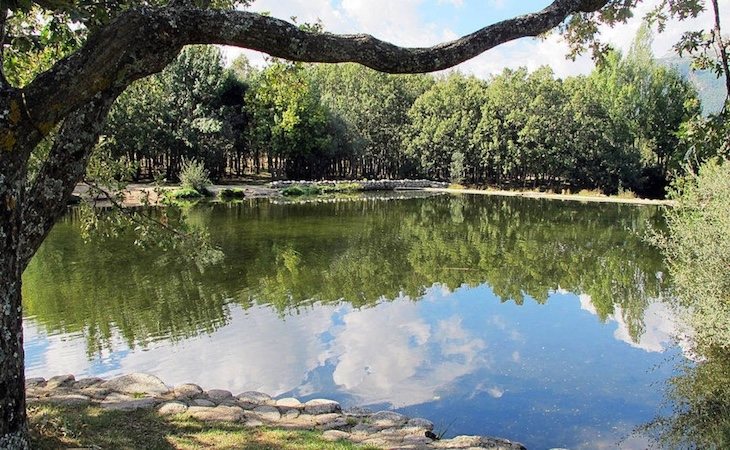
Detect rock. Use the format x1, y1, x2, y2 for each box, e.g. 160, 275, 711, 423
192, 399, 216, 407
402, 435, 436, 446
26, 377, 46, 388
361, 437, 391, 448
292, 413, 316, 426
46, 374, 75, 389
275, 397, 302, 409
322, 430, 350, 442
407, 417, 434, 431
252, 405, 281, 421
74, 377, 104, 389
319, 417, 349, 431
158, 401, 188, 416
314, 413, 343, 425
206, 389, 232, 402
80, 387, 112, 400
219, 398, 240, 407
187, 405, 244, 422
434, 436, 526, 450
304, 399, 341, 415
282, 409, 300, 420
352, 423, 379, 434
370, 411, 408, 428
46, 394, 91, 406
344, 406, 372, 416
244, 418, 264, 428
101, 373, 169, 396
174, 383, 203, 399
101, 396, 157, 411
236, 391, 272, 405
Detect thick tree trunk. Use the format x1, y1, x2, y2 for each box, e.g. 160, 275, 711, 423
0, 137, 29, 449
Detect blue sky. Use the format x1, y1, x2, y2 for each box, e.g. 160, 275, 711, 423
226, 0, 730, 78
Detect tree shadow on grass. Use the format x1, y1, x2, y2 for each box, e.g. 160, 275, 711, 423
28, 403, 366, 450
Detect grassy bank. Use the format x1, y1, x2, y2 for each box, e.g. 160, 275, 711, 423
28, 404, 376, 450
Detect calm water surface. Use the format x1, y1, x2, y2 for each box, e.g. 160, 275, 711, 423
23, 194, 683, 449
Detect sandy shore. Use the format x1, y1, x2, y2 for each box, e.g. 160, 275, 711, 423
426, 187, 675, 206
73, 182, 674, 207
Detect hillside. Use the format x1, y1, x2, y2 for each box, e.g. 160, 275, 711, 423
660, 55, 727, 115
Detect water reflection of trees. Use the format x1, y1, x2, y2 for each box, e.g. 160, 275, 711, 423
23, 195, 668, 355
644, 348, 730, 449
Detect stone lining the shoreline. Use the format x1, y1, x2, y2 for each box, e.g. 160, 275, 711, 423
270, 179, 449, 191
27, 373, 526, 450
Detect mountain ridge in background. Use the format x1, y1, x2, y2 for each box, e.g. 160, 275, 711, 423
660, 55, 727, 115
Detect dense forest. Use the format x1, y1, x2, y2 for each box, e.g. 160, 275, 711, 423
103, 28, 706, 198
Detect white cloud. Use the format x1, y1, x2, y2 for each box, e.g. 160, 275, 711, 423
224, 0, 730, 79
115, 304, 335, 394
577, 293, 697, 358
329, 300, 489, 407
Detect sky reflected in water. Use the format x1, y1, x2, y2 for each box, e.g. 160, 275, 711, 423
23, 194, 683, 449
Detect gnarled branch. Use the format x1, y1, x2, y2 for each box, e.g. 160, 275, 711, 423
20, 92, 118, 270
19, 0, 608, 155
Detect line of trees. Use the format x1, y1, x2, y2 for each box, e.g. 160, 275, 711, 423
104, 28, 701, 197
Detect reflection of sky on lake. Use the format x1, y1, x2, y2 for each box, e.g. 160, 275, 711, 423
25, 281, 680, 449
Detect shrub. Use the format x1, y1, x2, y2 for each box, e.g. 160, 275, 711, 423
319, 182, 362, 193
657, 159, 730, 353
179, 158, 211, 193
218, 188, 246, 200
167, 187, 204, 199
282, 184, 322, 196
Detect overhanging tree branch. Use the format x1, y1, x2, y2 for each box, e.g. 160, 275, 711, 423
18, 0, 608, 156
19, 92, 118, 270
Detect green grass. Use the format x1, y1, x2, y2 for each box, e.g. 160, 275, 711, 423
28, 403, 379, 450
167, 187, 206, 200
218, 188, 246, 200
319, 183, 362, 194
281, 185, 323, 196
282, 183, 363, 196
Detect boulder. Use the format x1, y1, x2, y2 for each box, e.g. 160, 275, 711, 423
192, 398, 216, 407
101, 373, 169, 396
407, 417, 434, 431
304, 399, 341, 415
26, 377, 46, 388
46, 374, 75, 390
46, 394, 91, 406
275, 397, 302, 409
187, 405, 244, 422
74, 377, 104, 389
252, 405, 281, 421
236, 391, 272, 405
206, 389, 232, 402
101, 395, 157, 411
174, 383, 203, 399
158, 401, 188, 416
370, 411, 408, 428
322, 430, 350, 442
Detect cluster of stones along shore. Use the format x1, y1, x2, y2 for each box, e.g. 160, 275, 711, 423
269, 179, 449, 190
27, 373, 526, 450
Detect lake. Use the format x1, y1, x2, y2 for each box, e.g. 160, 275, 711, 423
22, 193, 683, 449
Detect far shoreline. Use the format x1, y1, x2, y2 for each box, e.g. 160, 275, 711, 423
425, 187, 675, 206
74, 181, 675, 208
